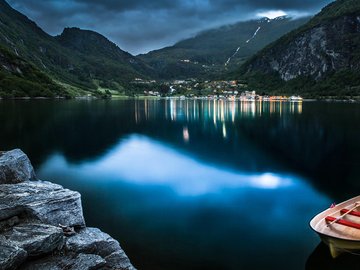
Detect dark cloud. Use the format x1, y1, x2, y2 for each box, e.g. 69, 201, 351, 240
7, 0, 333, 55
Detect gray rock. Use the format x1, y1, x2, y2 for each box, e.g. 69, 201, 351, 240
20, 259, 62, 270
20, 253, 106, 270
0, 181, 85, 227
0, 216, 20, 232
2, 223, 64, 257
66, 228, 136, 269
0, 149, 36, 184
104, 250, 136, 270
66, 228, 121, 257
0, 150, 135, 269
0, 240, 27, 270
70, 253, 106, 270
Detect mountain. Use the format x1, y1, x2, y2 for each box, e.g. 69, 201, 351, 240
55, 27, 156, 89
0, 45, 67, 98
236, 0, 360, 98
139, 16, 309, 79
0, 0, 154, 98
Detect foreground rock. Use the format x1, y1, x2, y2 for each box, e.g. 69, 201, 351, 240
0, 149, 136, 270
0, 181, 85, 227
3, 224, 64, 257
66, 228, 136, 270
0, 241, 27, 269
0, 149, 35, 184
66, 228, 120, 257
20, 253, 106, 270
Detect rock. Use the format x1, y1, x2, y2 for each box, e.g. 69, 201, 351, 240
19, 259, 62, 270
66, 228, 137, 269
70, 253, 106, 270
0, 149, 36, 184
0, 181, 85, 227
66, 228, 121, 257
0, 149, 135, 270
0, 216, 20, 232
0, 240, 27, 270
19, 253, 106, 270
104, 250, 136, 270
2, 223, 64, 257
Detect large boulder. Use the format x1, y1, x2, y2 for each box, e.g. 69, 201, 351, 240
0, 149, 36, 184
66, 228, 122, 257
66, 228, 136, 270
69, 254, 106, 270
0, 240, 27, 270
0, 149, 136, 269
2, 223, 64, 257
103, 250, 136, 270
0, 181, 85, 227
19, 253, 106, 270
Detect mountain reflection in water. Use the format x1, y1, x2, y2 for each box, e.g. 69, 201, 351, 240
37, 134, 329, 270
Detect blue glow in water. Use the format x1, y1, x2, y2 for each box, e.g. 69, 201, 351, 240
39, 135, 298, 195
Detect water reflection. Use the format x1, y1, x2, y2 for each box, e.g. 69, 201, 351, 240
38, 134, 331, 270
40, 135, 296, 196
0, 100, 358, 200
306, 243, 360, 270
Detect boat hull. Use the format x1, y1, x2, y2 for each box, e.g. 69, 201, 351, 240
317, 233, 360, 258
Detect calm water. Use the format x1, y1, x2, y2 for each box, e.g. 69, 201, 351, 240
1, 99, 360, 270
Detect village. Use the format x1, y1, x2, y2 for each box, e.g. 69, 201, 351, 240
135, 78, 303, 101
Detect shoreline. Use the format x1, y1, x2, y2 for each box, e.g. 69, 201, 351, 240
0, 96, 359, 103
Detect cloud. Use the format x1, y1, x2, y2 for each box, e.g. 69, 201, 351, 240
256, 10, 287, 19
7, 0, 333, 55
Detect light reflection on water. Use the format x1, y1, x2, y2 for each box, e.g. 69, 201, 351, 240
137, 99, 303, 125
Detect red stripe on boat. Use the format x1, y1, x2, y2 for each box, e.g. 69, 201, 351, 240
325, 216, 360, 230
340, 209, 360, 217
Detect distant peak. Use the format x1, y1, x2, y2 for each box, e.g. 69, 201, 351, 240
58, 27, 112, 43
63, 27, 80, 31
61, 27, 99, 36
274, 15, 288, 20
256, 10, 288, 20
258, 15, 289, 23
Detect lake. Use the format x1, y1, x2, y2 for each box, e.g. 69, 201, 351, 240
1, 99, 360, 270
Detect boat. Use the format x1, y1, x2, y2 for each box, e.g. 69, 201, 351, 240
310, 195, 360, 258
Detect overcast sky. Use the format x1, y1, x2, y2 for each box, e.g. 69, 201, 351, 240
7, 0, 332, 55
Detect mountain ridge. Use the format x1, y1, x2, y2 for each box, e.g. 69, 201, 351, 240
1, 0, 359, 98
139, 16, 310, 79
236, 0, 360, 98
0, 0, 155, 97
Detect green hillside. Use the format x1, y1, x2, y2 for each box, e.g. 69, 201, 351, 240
0, 45, 67, 98
0, 0, 155, 97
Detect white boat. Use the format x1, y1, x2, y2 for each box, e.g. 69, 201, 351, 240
310, 195, 360, 258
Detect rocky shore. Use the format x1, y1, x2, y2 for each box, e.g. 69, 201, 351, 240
0, 149, 136, 270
